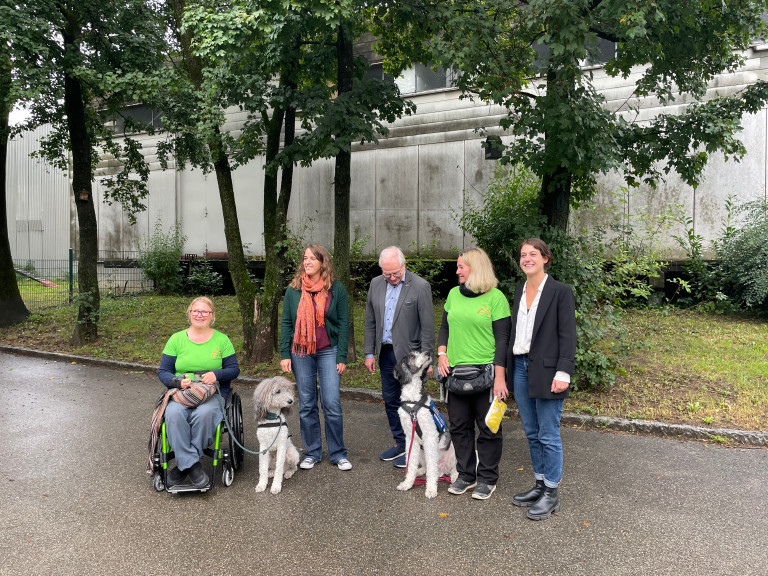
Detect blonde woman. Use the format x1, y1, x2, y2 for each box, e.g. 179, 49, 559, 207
436, 248, 511, 500
157, 297, 240, 488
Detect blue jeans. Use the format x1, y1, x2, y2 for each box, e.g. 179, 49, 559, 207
291, 346, 347, 462
513, 355, 564, 488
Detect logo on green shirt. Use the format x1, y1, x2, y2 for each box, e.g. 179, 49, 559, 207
211, 347, 222, 359
477, 305, 491, 318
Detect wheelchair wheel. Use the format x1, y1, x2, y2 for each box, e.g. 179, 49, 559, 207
222, 463, 234, 487
228, 392, 244, 470
153, 472, 164, 492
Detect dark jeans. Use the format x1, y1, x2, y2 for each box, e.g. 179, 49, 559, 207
447, 388, 502, 485
379, 344, 406, 448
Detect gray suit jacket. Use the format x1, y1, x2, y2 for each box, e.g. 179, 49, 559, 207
363, 270, 435, 362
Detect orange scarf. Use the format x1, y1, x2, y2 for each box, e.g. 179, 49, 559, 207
292, 274, 328, 356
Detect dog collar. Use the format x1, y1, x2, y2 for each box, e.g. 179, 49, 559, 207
266, 412, 280, 420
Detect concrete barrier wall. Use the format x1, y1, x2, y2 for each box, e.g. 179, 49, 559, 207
9, 48, 768, 261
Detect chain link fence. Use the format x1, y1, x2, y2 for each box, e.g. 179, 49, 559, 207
14, 250, 152, 310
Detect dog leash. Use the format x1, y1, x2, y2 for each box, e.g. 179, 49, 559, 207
222, 404, 286, 456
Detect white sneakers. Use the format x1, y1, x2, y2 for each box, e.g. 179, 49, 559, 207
299, 456, 353, 471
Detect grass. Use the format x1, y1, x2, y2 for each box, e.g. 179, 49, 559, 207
2, 295, 767, 431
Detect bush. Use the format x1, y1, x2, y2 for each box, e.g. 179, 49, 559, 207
457, 166, 668, 389
718, 199, 768, 311
185, 260, 223, 295
404, 239, 445, 296
671, 197, 734, 312
137, 220, 186, 295
457, 162, 544, 295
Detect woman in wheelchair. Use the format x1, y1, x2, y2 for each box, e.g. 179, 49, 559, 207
157, 296, 240, 488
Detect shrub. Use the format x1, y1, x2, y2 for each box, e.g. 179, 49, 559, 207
671, 197, 734, 312
404, 239, 445, 296
137, 220, 186, 295
458, 165, 667, 389
718, 199, 768, 311
185, 260, 223, 295
457, 162, 543, 296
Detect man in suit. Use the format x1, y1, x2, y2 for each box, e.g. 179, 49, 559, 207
364, 246, 435, 468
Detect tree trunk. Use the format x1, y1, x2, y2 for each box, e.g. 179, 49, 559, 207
171, 0, 257, 363
334, 25, 356, 363
252, 103, 290, 363
0, 53, 30, 327
63, 33, 99, 344
540, 167, 572, 231
210, 127, 257, 364
540, 66, 573, 232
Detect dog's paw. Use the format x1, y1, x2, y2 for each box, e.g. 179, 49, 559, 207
425, 486, 438, 499
284, 469, 296, 479
396, 481, 412, 492
270, 484, 283, 495
255, 482, 267, 493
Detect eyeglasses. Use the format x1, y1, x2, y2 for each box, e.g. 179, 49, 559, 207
190, 310, 212, 317
383, 269, 404, 279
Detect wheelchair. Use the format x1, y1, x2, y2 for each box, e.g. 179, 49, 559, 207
151, 386, 245, 494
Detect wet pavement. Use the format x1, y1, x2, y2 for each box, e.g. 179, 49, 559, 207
1, 350, 766, 576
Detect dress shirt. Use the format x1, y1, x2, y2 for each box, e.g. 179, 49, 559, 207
382, 279, 403, 345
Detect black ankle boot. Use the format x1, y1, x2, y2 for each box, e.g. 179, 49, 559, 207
512, 479, 545, 508
527, 485, 559, 520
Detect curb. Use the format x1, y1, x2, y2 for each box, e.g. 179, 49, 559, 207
2, 344, 765, 447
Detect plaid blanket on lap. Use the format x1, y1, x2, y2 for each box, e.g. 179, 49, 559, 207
146, 383, 217, 474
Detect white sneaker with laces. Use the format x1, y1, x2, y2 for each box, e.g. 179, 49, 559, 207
299, 456, 317, 470
335, 458, 352, 471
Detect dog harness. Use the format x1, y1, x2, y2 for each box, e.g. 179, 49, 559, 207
400, 394, 452, 483
400, 394, 447, 438
255, 411, 291, 455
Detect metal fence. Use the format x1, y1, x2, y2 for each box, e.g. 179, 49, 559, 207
14, 249, 152, 310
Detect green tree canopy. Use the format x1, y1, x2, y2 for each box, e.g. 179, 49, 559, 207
375, 0, 768, 229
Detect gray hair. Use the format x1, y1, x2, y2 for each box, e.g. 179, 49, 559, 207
379, 246, 406, 268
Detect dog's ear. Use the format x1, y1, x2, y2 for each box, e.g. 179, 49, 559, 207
253, 378, 271, 422
392, 358, 407, 386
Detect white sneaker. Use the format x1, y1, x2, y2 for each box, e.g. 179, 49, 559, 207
334, 458, 352, 471
299, 456, 318, 470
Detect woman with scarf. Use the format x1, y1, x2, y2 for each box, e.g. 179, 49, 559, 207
280, 244, 352, 471
437, 247, 511, 500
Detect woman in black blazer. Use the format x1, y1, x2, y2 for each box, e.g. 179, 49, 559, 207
507, 238, 577, 520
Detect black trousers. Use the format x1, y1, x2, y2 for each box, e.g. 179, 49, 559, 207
447, 389, 502, 485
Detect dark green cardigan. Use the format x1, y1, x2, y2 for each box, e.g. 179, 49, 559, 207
280, 279, 349, 363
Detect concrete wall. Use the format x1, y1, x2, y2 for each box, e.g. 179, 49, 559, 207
8, 47, 768, 263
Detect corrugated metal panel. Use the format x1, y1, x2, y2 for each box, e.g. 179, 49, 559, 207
7, 124, 70, 264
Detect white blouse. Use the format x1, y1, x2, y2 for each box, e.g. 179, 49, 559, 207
512, 275, 571, 384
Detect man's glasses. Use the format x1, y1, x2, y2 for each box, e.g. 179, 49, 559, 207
383, 269, 404, 279
190, 310, 212, 317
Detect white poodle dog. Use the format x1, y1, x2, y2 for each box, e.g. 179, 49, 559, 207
394, 351, 459, 498
253, 376, 300, 495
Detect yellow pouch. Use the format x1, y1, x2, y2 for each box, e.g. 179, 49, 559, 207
485, 396, 507, 434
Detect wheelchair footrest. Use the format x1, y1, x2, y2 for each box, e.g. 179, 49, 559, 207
166, 481, 212, 494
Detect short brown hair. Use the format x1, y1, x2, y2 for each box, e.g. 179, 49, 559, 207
520, 238, 553, 271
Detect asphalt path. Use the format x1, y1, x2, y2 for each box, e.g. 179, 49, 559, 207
1, 351, 766, 576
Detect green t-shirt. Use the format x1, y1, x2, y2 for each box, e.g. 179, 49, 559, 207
161, 329, 236, 378
444, 287, 511, 366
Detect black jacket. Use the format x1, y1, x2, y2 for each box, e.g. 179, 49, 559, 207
506, 277, 577, 399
